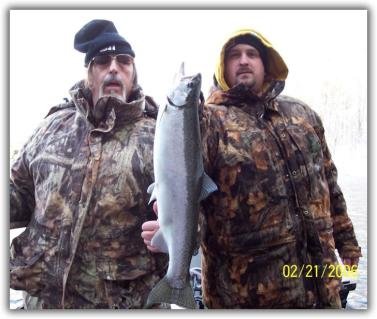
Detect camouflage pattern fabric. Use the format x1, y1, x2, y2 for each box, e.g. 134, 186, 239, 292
199, 82, 362, 308
10, 82, 168, 308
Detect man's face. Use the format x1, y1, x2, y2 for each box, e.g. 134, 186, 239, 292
88, 54, 135, 105
224, 43, 265, 94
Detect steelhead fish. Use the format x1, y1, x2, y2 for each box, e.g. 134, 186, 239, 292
146, 72, 217, 309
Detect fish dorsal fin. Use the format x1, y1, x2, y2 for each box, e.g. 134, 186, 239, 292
172, 62, 185, 85
151, 229, 169, 254
199, 172, 218, 201
147, 182, 157, 205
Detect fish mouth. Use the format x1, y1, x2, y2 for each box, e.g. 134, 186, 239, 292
167, 73, 202, 108
188, 73, 202, 86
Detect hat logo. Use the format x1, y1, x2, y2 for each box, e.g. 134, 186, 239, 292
100, 45, 116, 52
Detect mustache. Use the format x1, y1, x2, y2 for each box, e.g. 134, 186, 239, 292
236, 67, 253, 75
102, 74, 124, 89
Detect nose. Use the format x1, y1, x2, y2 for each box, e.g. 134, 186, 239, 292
239, 52, 249, 65
109, 57, 120, 73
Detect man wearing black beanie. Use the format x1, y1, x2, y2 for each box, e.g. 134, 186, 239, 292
74, 19, 140, 108
10, 19, 168, 309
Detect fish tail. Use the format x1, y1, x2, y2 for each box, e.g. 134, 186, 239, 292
145, 276, 196, 309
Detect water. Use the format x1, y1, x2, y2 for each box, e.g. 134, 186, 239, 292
336, 170, 367, 309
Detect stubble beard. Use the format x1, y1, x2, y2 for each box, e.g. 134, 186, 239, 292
236, 76, 256, 90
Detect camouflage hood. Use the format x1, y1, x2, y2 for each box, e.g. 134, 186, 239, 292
211, 28, 288, 101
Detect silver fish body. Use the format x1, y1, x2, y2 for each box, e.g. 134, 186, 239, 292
146, 73, 217, 309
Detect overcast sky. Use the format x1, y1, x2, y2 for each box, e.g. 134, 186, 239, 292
10, 9, 367, 154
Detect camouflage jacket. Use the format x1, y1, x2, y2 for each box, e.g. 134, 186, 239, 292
199, 83, 362, 308
10, 82, 168, 308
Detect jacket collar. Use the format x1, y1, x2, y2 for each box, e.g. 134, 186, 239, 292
206, 80, 285, 116
69, 80, 145, 132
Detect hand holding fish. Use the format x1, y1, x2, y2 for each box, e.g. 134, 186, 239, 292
141, 202, 162, 253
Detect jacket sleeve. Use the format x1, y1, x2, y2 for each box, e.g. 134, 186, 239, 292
313, 113, 362, 259
10, 144, 36, 229
200, 105, 220, 176
9, 117, 49, 229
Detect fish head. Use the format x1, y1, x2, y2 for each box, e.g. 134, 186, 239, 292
167, 73, 202, 109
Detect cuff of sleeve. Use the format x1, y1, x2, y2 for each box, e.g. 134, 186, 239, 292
338, 244, 362, 259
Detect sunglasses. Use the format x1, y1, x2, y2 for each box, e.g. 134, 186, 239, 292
90, 54, 134, 67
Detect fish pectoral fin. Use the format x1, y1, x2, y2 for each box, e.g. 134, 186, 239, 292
147, 182, 157, 204
151, 229, 169, 254
147, 182, 155, 194
199, 172, 218, 201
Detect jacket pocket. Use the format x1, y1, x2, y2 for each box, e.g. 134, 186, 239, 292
87, 226, 157, 280
286, 125, 325, 200
10, 224, 61, 296
96, 248, 158, 281
10, 244, 45, 295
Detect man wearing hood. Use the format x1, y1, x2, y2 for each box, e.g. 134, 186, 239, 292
10, 19, 168, 309
142, 28, 361, 308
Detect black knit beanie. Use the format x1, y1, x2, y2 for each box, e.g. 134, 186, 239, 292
74, 19, 135, 67
225, 34, 268, 69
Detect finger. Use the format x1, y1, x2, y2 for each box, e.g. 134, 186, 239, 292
147, 245, 162, 253
141, 220, 159, 231
141, 230, 156, 241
